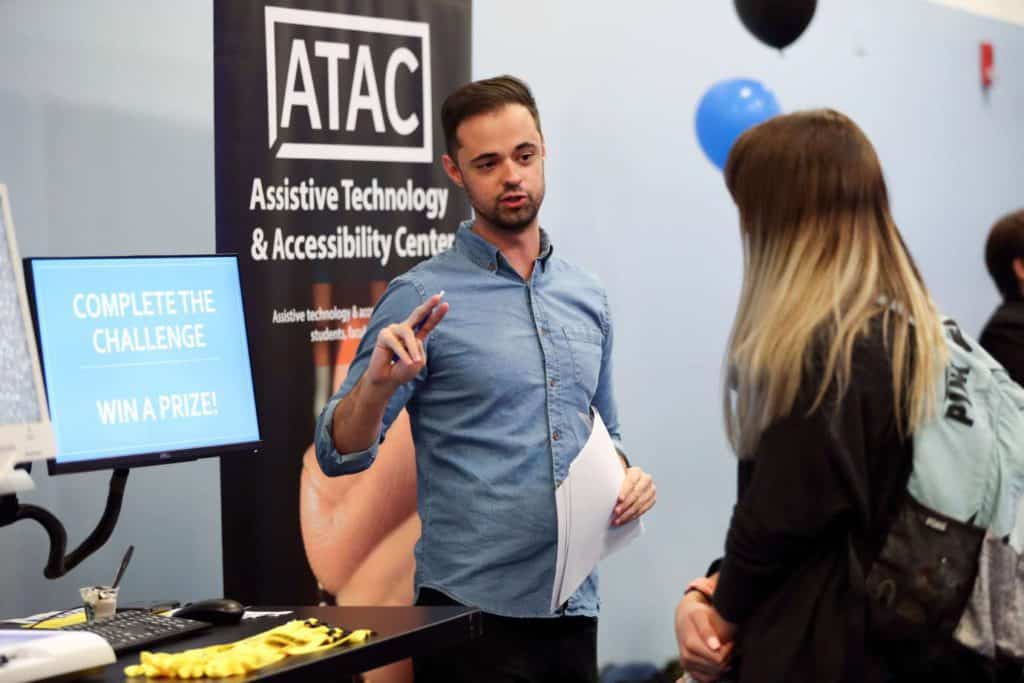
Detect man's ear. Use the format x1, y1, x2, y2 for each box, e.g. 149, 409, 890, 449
442, 153, 464, 188
1014, 257, 1024, 283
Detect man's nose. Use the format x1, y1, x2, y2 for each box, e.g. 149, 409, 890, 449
500, 158, 523, 186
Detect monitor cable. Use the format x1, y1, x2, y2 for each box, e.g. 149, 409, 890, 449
0, 468, 129, 578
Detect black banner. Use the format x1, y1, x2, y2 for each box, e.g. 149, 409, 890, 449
214, 0, 470, 605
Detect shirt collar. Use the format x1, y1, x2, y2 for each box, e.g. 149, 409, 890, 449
455, 220, 555, 273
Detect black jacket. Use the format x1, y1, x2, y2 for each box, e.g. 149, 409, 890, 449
980, 301, 1024, 388
713, 328, 914, 683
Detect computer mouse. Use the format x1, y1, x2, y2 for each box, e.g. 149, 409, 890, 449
175, 598, 245, 625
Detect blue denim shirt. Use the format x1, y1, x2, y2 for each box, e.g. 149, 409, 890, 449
314, 221, 624, 618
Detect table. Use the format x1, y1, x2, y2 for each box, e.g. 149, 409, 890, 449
76, 605, 482, 682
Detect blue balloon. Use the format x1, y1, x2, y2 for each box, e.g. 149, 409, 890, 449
695, 78, 781, 171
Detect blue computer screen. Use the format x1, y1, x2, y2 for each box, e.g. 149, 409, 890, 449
25, 256, 260, 473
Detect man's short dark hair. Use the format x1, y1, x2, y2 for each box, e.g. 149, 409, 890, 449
985, 209, 1024, 300
441, 75, 542, 161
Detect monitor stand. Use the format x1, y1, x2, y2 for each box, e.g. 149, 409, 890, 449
1, 468, 129, 579
0, 451, 34, 496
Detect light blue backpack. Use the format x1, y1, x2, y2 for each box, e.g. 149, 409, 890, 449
864, 318, 1024, 664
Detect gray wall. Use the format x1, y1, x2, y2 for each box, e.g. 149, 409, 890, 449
2, 0, 1022, 670
0, 1, 220, 616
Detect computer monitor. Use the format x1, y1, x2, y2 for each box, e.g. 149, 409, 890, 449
22, 254, 261, 475
0, 184, 55, 490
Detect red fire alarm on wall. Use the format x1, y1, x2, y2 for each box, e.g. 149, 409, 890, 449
981, 42, 995, 88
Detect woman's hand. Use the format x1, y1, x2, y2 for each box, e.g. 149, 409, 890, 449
675, 590, 735, 682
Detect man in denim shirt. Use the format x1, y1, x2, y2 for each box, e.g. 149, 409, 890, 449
314, 76, 656, 682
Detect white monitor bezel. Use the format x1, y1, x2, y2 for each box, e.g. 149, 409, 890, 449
0, 183, 55, 465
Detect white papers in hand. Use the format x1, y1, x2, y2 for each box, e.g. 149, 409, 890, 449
550, 410, 644, 612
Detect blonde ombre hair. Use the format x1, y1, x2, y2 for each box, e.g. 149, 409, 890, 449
723, 109, 946, 457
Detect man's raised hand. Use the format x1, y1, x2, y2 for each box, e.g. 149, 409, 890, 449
366, 293, 449, 388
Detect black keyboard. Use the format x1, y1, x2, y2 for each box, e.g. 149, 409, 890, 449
58, 610, 210, 654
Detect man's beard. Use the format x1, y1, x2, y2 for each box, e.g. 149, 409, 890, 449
471, 185, 544, 234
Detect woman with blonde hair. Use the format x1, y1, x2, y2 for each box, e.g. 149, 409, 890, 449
673, 110, 980, 682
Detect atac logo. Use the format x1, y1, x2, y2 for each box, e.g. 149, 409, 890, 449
264, 7, 431, 163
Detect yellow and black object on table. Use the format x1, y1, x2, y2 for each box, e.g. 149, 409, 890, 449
123, 618, 373, 679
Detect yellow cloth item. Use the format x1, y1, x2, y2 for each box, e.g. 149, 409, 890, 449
123, 618, 373, 679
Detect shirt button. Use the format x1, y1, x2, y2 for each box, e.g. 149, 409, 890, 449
539, 328, 546, 336
552, 430, 561, 441
549, 378, 557, 387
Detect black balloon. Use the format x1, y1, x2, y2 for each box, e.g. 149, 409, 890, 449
734, 0, 817, 50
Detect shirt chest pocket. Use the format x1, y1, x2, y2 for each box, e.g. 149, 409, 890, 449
562, 325, 603, 400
